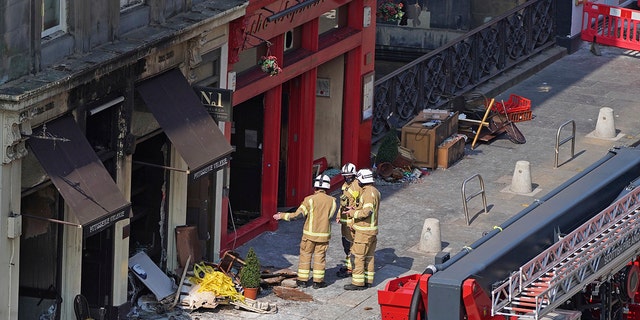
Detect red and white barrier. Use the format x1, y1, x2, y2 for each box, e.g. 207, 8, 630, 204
582, 1, 640, 51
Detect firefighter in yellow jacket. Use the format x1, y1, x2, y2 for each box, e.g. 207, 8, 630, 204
344, 168, 380, 290
336, 162, 362, 278
273, 174, 337, 289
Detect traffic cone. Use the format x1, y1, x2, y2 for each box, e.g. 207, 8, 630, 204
510, 160, 532, 194
593, 107, 616, 139
418, 218, 441, 253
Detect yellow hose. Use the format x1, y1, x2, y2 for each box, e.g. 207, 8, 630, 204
190, 263, 245, 302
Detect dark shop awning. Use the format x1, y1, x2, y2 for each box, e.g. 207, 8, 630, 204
28, 116, 131, 238
136, 68, 233, 180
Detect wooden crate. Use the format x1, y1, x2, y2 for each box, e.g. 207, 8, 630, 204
437, 135, 466, 169
402, 122, 445, 168
401, 112, 458, 168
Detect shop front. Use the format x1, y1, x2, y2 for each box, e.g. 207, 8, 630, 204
132, 67, 234, 268
15, 30, 237, 320
17, 65, 235, 319
223, 0, 376, 251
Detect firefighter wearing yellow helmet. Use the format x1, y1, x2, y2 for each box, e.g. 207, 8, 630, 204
273, 174, 337, 289
344, 168, 380, 290
336, 162, 361, 278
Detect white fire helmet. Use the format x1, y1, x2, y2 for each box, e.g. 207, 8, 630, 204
356, 169, 375, 184
314, 174, 331, 189
341, 163, 357, 176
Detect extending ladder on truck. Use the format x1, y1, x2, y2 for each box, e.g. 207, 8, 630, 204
491, 186, 640, 320
582, 1, 640, 51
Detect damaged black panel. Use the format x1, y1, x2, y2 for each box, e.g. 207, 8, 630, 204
28, 115, 131, 238
136, 68, 233, 180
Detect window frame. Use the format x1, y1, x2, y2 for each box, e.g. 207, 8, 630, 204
41, 0, 67, 38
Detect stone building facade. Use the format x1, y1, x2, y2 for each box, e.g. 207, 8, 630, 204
0, 0, 246, 318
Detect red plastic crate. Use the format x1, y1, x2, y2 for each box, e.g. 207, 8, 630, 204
492, 94, 531, 114
508, 110, 533, 122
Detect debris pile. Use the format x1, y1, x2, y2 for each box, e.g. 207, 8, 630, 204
127, 250, 316, 318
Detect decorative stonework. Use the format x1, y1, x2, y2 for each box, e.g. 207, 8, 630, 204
188, 38, 203, 67
3, 112, 29, 164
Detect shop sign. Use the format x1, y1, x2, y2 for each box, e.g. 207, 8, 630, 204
194, 86, 233, 122
191, 156, 230, 180
86, 208, 128, 237
245, 0, 346, 40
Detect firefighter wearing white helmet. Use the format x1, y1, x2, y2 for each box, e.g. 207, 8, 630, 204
336, 162, 362, 278
344, 168, 380, 290
273, 174, 337, 289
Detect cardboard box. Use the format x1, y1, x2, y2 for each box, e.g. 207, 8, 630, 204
437, 135, 465, 169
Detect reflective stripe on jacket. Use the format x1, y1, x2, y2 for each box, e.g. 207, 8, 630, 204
339, 181, 362, 223
352, 185, 380, 235
283, 190, 337, 242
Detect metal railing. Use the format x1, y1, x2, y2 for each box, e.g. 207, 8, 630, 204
461, 173, 488, 226
372, 0, 556, 142
554, 120, 576, 168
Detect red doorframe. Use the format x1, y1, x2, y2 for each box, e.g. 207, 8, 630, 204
262, 86, 282, 231
342, 49, 362, 166
221, 85, 282, 251
285, 77, 302, 206
285, 19, 319, 207
284, 69, 318, 207
221, 0, 376, 252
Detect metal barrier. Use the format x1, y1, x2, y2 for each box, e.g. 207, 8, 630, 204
581, 1, 640, 51
461, 173, 488, 225
554, 120, 576, 168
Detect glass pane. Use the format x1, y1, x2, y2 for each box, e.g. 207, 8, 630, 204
42, 0, 60, 31
20, 185, 60, 288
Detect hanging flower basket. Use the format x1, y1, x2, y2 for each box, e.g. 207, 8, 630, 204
377, 0, 404, 23
258, 55, 282, 76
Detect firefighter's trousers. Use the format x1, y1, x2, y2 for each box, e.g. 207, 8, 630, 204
297, 238, 329, 283
351, 233, 377, 287
340, 223, 354, 270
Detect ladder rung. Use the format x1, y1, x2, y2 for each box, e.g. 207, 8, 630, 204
514, 297, 549, 304
506, 306, 536, 314
492, 201, 640, 320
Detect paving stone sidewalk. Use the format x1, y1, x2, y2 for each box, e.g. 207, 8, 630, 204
136, 42, 640, 320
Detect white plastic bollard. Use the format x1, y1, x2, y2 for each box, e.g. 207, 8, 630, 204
418, 218, 441, 253
594, 107, 616, 139
510, 160, 532, 194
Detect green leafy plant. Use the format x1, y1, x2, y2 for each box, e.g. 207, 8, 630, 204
376, 130, 400, 164
377, 0, 404, 22
258, 55, 282, 76
239, 248, 261, 288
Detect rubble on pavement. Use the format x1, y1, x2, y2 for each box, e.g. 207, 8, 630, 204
127, 250, 303, 317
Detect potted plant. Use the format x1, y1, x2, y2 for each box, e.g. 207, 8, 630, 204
258, 55, 282, 76
377, 0, 404, 23
239, 247, 261, 299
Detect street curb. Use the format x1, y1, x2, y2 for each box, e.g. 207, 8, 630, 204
474, 45, 568, 99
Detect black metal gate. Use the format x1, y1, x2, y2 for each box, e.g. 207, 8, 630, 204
372, 0, 556, 142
